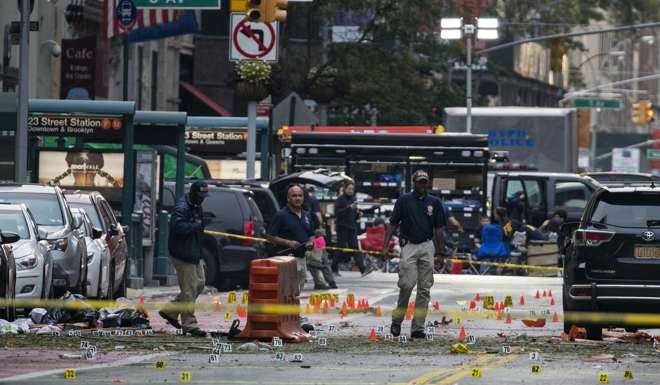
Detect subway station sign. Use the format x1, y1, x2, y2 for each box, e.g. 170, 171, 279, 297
185, 129, 249, 154
28, 114, 123, 140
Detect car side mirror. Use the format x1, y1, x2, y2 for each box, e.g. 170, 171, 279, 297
92, 227, 104, 240
72, 215, 83, 230
37, 227, 49, 241
109, 225, 120, 236
1, 231, 20, 244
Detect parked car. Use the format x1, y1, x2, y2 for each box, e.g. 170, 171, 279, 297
163, 181, 267, 290
0, 204, 54, 307
0, 230, 19, 321
208, 180, 280, 227
71, 208, 110, 299
64, 191, 128, 299
491, 172, 600, 227
563, 184, 660, 340
587, 172, 660, 187
0, 184, 88, 296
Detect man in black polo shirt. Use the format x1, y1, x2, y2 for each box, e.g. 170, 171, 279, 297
383, 170, 446, 339
266, 184, 316, 294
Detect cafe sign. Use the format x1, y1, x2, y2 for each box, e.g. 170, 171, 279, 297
28, 114, 123, 140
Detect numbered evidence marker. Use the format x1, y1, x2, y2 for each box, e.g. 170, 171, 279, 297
624, 370, 634, 381
529, 352, 541, 362
155, 360, 167, 370
531, 365, 542, 375
208, 354, 220, 364
376, 325, 385, 335
224, 312, 232, 321
466, 335, 477, 345
68, 330, 81, 337
317, 337, 327, 346
274, 352, 285, 361
291, 353, 303, 363
328, 325, 337, 333
221, 343, 232, 353
180, 371, 192, 383
175, 329, 184, 336
384, 334, 394, 342
399, 335, 408, 344
63, 369, 76, 380
471, 368, 482, 378
598, 373, 609, 384
502, 345, 512, 354
272, 337, 283, 348
80, 340, 89, 349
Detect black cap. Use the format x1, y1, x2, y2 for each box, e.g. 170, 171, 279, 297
412, 170, 430, 183
190, 180, 209, 198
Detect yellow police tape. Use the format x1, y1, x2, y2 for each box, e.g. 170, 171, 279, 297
6, 296, 660, 327
203, 230, 561, 270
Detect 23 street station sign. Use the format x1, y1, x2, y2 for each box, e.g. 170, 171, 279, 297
28, 114, 123, 140
185, 129, 249, 154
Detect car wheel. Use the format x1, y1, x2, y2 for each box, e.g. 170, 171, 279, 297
586, 325, 602, 340
201, 249, 218, 288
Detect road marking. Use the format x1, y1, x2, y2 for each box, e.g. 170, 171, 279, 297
430, 354, 518, 385
402, 354, 498, 385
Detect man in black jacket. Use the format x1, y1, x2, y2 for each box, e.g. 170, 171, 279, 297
333, 181, 369, 276
159, 180, 208, 337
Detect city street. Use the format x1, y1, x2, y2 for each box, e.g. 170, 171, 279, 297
3, 272, 659, 384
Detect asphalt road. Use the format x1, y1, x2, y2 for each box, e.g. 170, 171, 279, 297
3, 272, 660, 385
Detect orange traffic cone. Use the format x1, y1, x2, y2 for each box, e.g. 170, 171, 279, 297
497, 311, 503, 321
550, 297, 556, 306
433, 301, 440, 311
458, 326, 466, 340
323, 300, 329, 314
340, 302, 348, 318
475, 293, 481, 301
405, 309, 412, 321
505, 313, 512, 324
520, 295, 525, 305
365, 300, 370, 308
369, 328, 377, 341
374, 306, 382, 317
215, 300, 222, 313
552, 312, 559, 323
535, 290, 540, 299
330, 297, 336, 307
549, 289, 553, 298
543, 290, 547, 297
305, 304, 312, 315
469, 301, 476, 310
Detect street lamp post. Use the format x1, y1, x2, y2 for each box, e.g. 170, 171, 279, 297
441, 18, 499, 134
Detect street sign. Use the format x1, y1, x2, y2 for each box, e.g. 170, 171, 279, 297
574, 98, 621, 109
647, 149, 660, 160
116, 0, 137, 31
230, 13, 279, 62
612, 148, 640, 173
134, 0, 220, 9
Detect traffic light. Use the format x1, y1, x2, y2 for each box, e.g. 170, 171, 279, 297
265, 0, 287, 23
632, 100, 655, 125
245, 0, 264, 22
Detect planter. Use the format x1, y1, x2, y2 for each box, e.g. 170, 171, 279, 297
235, 81, 270, 101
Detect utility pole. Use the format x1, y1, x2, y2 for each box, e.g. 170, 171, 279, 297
15, 0, 31, 183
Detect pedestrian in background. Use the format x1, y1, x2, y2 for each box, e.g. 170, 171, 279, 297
305, 185, 323, 229
159, 180, 209, 337
266, 184, 315, 294
333, 181, 370, 276
383, 170, 446, 339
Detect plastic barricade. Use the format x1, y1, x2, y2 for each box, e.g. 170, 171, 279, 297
238, 256, 311, 342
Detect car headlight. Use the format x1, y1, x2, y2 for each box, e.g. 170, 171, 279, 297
49, 238, 69, 252
16, 255, 38, 270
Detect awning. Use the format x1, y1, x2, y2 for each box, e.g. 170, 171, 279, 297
180, 81, 231, 117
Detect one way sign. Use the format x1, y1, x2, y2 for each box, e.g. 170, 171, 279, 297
230, 13, 279, 62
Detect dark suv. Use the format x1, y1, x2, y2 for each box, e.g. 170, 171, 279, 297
163, 182, 267, 290
210, 180, 280, 227
563, 185, 660, 340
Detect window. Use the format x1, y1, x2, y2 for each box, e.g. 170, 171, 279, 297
0, 211, 30, 239
251, 190, 275, 223
505, 179, 524, 201
246, 196, 264, 223
555, 181, 589, 209
592, 193, 660, 228
0, 193, 63, 226
202, 191, 243, 230
69, 202, 103, 229
523, 180, 544, 209
97, 201, 113, 229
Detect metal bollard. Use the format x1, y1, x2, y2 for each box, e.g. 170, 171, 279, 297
152, 210, 172, 285
129, 211, 144, 279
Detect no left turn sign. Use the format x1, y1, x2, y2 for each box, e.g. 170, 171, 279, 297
230, 13, 279, 62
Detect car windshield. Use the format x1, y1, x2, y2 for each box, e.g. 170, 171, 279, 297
591, 193, 660, 228
69, 202, 102, 229
0, 210, 30, 239
0, 193, 64, 226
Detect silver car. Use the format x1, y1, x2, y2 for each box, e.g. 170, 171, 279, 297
71, 208, 111, 299
0, 184, 88, 296
0, 204, 54, 302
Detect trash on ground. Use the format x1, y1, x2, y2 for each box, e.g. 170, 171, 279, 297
584, 354, 617, 363
521, 319, 546, 328
450, 343, 471, 354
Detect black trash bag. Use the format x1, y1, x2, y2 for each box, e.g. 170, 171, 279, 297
43, 292, 97, 326
117, 309, 150, 328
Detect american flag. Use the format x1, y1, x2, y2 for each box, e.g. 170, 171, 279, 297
104, 0, 178, 39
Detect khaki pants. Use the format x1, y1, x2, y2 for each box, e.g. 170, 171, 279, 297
392, 240, 435, 333
161, 256, 205, 330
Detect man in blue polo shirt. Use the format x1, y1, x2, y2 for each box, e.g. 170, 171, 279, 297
383, 170, 446, 339
266, 184, 316, 294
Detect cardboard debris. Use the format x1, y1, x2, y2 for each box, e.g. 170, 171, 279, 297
584, 354, 617, 363
450, 343, 471, 354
